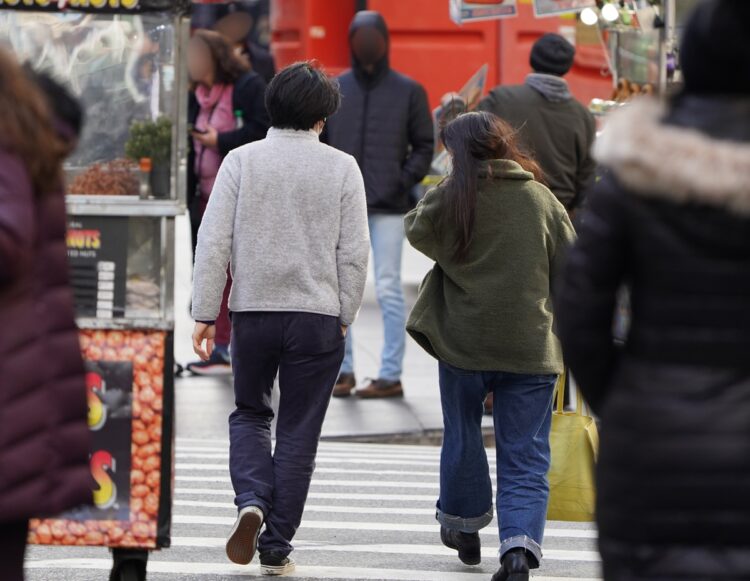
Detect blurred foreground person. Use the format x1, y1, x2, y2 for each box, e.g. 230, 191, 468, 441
406, 112, 575, 580
186, 29, 270, 376
0, 52, 91, 581
556, 1, 750, 579
191, 62, 369, 574
478, 33, 596, 212
325, 10, 434, 399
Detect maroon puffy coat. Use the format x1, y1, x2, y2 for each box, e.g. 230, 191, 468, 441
0, 148, 91, 522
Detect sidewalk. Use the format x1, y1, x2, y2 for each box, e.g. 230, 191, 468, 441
173, 216, 491, 441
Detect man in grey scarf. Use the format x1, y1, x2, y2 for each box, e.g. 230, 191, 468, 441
478, 33, 596, 211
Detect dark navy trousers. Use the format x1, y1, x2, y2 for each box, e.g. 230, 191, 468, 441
229, 312, 345, 556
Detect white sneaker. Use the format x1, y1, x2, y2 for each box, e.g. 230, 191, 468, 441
260, 554, 296, 576
225, 506, 264, 565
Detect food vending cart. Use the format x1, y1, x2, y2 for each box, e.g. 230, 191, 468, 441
0, 1, 189, 578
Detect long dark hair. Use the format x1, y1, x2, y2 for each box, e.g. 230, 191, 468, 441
191, 29, 250, 87
440, 111, 545, 262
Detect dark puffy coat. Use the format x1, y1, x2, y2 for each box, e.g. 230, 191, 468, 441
0, 149, 91, 522
478, 83, 596, 210
556, 96, 750, 579
324, 12, 434, 215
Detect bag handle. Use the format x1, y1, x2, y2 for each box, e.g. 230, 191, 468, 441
554, 370, 590, 418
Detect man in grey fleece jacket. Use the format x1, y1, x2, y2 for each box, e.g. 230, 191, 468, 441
191, 62, 369, 574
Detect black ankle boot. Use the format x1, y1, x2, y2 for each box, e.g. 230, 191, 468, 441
440, 526, 481, 566
491, 548, 530, 581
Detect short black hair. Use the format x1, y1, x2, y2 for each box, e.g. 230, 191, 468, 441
265, 61, 341, 130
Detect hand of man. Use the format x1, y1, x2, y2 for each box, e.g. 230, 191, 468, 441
341, 325, 348, 337
192, 322, 216, 361
192, 126, 219, 149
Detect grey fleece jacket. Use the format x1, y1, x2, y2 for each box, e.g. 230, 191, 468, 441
192, 128, 370, 326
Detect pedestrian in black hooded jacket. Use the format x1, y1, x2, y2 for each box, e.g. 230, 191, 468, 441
556, 1, 750, 578
325, 10, 434, 399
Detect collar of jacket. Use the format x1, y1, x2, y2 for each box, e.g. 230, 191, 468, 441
266, 127, 320, 141
525, 73, 572, 103
595, 97, 750, 216
478, 159, 535, 181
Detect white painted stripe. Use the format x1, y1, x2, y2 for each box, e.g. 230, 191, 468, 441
174, 499, 436, 516
178, 441, 444, 455
178, 447, 450, 461
176, 476, 439, 489
177, 436, 440, 451
175, 488, 438, 502
177, 453, 449, 467
177, 463, 443, 478
167, 537, 600, 562
173, 515, 597, 539
25, 559, 601, 580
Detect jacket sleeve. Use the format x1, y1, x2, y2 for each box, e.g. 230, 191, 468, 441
0, 154, 34, 288
217, 74, 270, 157
400, 83, 435, 191
404, 187, 440, 261
337, 158, 370, 326
554, 176, 630, 413
573, 110, 598, 209
550, 207, 577, 295
191, 152, 241, 322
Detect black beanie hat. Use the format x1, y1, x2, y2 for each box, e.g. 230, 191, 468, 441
681, 0, 750, 95
530, 33, 575, 77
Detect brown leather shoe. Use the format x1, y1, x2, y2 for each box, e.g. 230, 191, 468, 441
356, 379, 404, 399
333, 373, 356, 398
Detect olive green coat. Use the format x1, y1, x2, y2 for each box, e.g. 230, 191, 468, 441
405, 159, 575, 374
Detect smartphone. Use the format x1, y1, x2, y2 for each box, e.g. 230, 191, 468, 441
189, 125, 207, 135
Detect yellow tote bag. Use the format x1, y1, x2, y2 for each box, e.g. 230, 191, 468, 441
546, 373, 599, 522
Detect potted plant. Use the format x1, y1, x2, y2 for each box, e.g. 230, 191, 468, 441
125, 117, 172, 199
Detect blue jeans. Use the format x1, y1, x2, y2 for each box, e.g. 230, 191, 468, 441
436, 361, 556, 567
341, 214, 406, 381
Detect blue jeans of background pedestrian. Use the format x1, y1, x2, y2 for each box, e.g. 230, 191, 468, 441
341, 214, 406, 381
228, 312, 345, 556
436, 361, 556, 567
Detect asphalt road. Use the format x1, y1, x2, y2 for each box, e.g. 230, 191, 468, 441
26, 438, 601, 581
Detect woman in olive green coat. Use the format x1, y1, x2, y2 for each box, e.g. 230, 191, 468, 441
405, 111, 575, 581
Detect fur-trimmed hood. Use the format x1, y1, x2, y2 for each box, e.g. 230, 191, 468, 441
594, 98, 750, 215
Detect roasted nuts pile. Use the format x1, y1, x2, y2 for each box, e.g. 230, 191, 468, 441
68, 159, 140, 197
29, 330, 167, 548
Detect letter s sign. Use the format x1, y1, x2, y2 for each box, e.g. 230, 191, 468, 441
91, 450, 117, 510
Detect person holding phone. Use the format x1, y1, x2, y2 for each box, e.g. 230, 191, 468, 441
186, 29, 270, 376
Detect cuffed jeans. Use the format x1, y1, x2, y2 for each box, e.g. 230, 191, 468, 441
229, 312, 345, 556
341, 214, 406, 381
436, 361, 556, 567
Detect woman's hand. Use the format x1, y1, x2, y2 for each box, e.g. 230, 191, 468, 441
192, 322, 216, 361
192, 126, 219, 149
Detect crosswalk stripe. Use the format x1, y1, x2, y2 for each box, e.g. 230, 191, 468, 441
176, 476, 440, 488
25, 559, 599, 580
167, 537, 600, 562
172, 515, 598, 539
177, 463, 443, 477
174, 488, 439, 502
177, 453, 448, 467
178, 447, 453, 462
175, 499, 437, 515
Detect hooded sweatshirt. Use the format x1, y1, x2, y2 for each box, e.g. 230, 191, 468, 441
324, 11, 435, 215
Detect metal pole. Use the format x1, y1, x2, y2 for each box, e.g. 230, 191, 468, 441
659, 0, 676, 93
